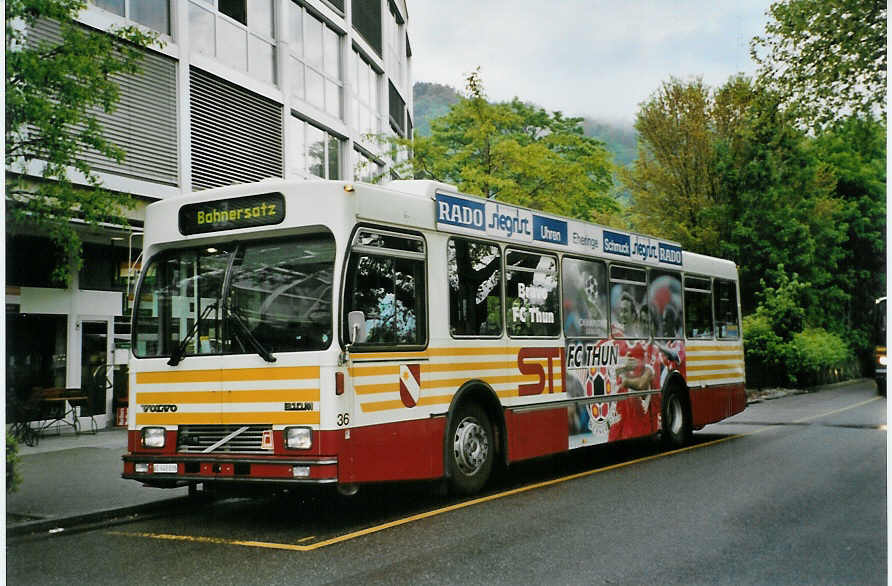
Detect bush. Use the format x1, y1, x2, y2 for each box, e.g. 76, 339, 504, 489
7, 430, 21, 493
743, 313, 789, 387
787, 328, 856, 387
744, 318, 856, 388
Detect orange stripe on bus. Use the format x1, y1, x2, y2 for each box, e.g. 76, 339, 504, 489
686, 363, 744, 372
135, 366, 320, 384
135, 389, 321, 404
134, 411, 320, 425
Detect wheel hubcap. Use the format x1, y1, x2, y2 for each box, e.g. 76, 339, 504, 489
453, 416, 488, 476
668, 396, 683, 436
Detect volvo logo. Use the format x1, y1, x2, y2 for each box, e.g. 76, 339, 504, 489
141, 404, 178, 413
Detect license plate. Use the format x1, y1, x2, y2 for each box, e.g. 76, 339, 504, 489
153, 463, 177, 473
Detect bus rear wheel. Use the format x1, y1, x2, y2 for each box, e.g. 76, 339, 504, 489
662, 388, 692, 448
447, 403, 493, 495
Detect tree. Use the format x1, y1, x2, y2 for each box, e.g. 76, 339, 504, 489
394, 70, 617, 221
6, 0, 159, 284
751, 0, 887, 129
812, 116, 886, 359
623, 75, 848, 318
620, 78, 721, 252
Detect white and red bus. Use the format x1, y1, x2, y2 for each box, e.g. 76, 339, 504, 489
123, 179, 745, 495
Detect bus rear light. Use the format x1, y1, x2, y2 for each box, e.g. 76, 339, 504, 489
335, 372, 344, 395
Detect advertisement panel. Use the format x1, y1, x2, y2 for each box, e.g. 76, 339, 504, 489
435, 192, 683, 267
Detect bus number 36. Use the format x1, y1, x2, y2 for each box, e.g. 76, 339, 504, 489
337, 413, 350, 426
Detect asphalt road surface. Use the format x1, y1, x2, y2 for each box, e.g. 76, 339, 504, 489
7, 381, 886, 585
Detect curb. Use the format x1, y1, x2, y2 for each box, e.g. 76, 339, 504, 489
745, 378, 872, 404
6, 495, 192, 539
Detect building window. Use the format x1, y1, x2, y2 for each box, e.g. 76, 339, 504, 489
6, 235, 66, 288
388, 80, 405, 136
353, 148, 384, 182
188, 0, 276, 84
385, 2, 406, 90
290, 3, 343, 118
353, 49, 381, 137
289, 117, 342, 180
351, 0, 381, 57
79, 242, 140, 293
92, 0, 171, 35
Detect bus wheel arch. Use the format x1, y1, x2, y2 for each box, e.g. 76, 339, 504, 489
661, 374, 692, 448
444, 381, 504, 494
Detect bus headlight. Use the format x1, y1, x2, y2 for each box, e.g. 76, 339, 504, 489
285, 427, 312, 449
879, 355, 887, 366
141, 427, 166, 448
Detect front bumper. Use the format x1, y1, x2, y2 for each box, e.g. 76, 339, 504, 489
122, 454, 338, 486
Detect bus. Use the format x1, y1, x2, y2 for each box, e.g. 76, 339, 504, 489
123, 179, 746, 496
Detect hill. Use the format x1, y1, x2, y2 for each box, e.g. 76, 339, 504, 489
412, 81, 638, 168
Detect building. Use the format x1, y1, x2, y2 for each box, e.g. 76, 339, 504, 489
6, 0, 414, 429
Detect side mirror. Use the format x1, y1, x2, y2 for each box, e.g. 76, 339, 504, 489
347, 311, 367, 344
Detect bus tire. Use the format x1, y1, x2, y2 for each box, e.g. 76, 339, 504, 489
662, 387, 692, 448
447, 402, 494, 495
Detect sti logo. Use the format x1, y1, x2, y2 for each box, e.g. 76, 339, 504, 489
436, 193, 485, 231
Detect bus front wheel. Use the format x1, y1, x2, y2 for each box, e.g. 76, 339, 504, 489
447, 403, 494, 495
662, 388, 692, 448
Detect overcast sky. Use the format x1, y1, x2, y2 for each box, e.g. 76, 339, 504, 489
407, 1, 772, 124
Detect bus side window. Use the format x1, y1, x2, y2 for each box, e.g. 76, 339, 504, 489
344, 229, 427, 347
448, 238, 502, 337
648, 270, 682, 339
561, 257, 607, 339
714, 279, 740, 339
684, 276, 713, 339
609, 265, 647, 339
505, 249, 560, 337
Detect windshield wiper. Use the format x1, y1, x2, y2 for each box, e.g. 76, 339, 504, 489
167, 303, 217, 366
227, 309, 277, 363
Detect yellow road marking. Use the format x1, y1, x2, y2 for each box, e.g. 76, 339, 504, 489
792, 396, 882, 424
110, 395, 883, 552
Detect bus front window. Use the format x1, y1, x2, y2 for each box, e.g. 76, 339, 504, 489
132, 234, 334, 359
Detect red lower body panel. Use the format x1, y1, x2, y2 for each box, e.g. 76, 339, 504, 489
690, 383, 747, 428
504, 407, 569, 462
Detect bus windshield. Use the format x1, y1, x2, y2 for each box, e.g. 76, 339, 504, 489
132, 233, 335, 359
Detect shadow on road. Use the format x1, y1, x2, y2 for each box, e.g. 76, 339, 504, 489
140, 431, 738, 544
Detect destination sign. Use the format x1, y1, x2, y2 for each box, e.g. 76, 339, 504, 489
179, 193, 285, 235
434, 191, 682, 266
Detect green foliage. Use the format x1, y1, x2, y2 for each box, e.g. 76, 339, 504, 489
811, 116, 887, 359
7, 431, 21, 493
744, 275, 856, 389
621, 77, 722, 252
6, 0, 159, 284
400, 70, 617, 221
787, 328, 856, 387
753, 267, 808, 341
751, 0, 887, 130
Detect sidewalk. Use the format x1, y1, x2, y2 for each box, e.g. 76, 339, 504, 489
6, 426, 188, 536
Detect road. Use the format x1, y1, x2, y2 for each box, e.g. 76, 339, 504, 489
7, 381, 886, 585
